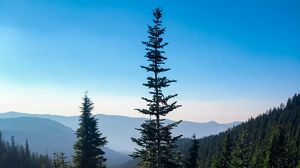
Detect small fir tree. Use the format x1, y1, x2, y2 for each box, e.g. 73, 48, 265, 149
73, 93, 107, 168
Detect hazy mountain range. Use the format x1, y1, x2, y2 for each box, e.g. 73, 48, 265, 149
0, 111, 239, 152
0, 116, 130, 167
0, 111, 240, 167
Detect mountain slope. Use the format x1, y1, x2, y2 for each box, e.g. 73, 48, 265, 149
0, 117, 130, 167
0, 112, 239, 153
0, 117, 75, 155
178, 93, 300, 167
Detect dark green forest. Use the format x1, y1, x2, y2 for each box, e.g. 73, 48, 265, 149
178, 93, 300, 168
0, 133, 52, 168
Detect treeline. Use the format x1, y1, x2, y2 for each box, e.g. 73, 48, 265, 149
0, 133, 52, 168
178, 93, 300, 168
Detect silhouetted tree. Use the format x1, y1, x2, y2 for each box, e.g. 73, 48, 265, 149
73, 93, 107, 168
131, 8, 182, 168
25, 139, 30, 157
185, 134, 200, 168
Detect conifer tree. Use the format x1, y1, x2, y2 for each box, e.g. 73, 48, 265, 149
230, 131, 250, 168
53, 152, 69, 168
264, 126, 291, 168
131, 8, 182, 168
73, 93, 107, 168
24, 139, 31, 167
215, 133, 233, 168
25, 139, 30, 157
250, 144, 264, 168
0, 132, 52, 168
11, 136, 16, 152
185, 134, 200, 168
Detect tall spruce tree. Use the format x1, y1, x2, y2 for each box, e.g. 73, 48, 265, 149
73, 93, 107, 168
185, 134, 200, 168
131, 8, 182, 168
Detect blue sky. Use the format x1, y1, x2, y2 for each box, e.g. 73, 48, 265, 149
0, 0, 299, 123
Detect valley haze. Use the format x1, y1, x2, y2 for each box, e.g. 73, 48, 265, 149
0, 111, 239, 153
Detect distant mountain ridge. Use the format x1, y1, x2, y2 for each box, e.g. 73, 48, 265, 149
0, 117, 130, 167
0, 117, 74, 155
0, 111, 240, 153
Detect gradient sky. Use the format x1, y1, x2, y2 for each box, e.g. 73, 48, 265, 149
0, 0, 299, 123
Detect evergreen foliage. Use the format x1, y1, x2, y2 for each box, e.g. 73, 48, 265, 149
0, 132, 52, 168
214, 133, 233, 168
229, 131, 250, 168
131, 8, 182, 168
185, 134, 200, 168
263, 126, 291, 167
178, 93, 300, 168
73, 93, 107, 168
53, 152, 70, 168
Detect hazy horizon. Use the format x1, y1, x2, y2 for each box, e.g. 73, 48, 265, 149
0, 93, 291, 124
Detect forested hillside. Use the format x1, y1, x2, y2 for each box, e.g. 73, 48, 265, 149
0, 132, 52, 168
179, 93, 300, 167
